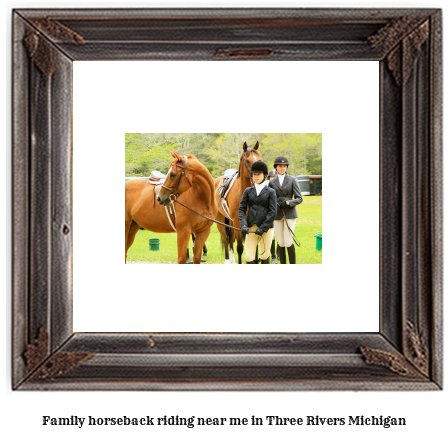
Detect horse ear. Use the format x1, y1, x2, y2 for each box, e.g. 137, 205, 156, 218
243, 142, 248, 152
170, 151, 181, 160
254, 141, 259, 150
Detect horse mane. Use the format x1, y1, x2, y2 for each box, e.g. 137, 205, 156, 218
182, 154, 216, 215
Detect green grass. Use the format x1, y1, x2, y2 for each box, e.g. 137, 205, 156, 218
126, 196, 322, 264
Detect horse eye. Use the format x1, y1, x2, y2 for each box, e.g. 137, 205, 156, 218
171, 173, 176, 178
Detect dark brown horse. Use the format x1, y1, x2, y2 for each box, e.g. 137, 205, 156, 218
214, 142, 262, 264
125, 152, 217, 264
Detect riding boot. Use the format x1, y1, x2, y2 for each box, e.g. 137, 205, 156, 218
270, 241, 277, 264
246, 260, 258, 264
261, 257, 270, 264
278, 246, 287, 264
287, 244, 296, 264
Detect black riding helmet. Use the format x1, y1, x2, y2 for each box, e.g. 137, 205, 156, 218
273, 156, 289, 168
250, 161, 269, 176
268, 169, 277, 178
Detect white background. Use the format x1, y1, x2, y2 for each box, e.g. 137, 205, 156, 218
73, 60, 379, 332
3, 1, 446, 438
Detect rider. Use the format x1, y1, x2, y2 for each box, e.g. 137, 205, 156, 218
268, 156, 302, 264
238, 161, 277, 264
268, 169, 278, 264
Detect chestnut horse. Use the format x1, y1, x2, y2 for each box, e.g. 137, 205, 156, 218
214, 142, 262, 264
125, 152, 217, 264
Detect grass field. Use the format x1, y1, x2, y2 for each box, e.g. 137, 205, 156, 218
126, 196, 322, 264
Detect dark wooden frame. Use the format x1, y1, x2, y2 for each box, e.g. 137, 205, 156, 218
12, 8, 442, 390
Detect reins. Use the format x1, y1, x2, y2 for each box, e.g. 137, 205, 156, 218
165, 164, 301, 245
171, 197, 256, 234
163, 154, 256, 234
281, 208, 301, 247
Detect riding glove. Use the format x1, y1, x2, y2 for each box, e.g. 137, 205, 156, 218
255, 228, 264, 236
277, 197, 287, 208
241, 225, 249, 236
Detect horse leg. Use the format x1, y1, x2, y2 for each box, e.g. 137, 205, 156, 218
186, 233, 194, 264
224, 241, 230, 264
228, 229, 236, 264
125, 221, 140, 263
177, 229, 191, 264
125, 222, 131, 263
189, 233, 205, 263
193, 228, 211, 264
217, 223, 230, 264
236, 233, 244, 265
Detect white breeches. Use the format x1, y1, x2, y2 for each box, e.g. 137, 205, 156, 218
245, 225, 275, 261
274, 218, 296, 247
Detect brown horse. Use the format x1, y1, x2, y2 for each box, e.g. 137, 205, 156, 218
214, 142, 262, 264
125, 152, 217, 264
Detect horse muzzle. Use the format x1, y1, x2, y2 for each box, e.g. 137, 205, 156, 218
157, 195, 171, 206
155, 184, 171, 206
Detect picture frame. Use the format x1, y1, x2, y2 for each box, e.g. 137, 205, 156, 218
12, 8, 442, 390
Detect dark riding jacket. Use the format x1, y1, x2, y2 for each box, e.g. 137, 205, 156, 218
238, 184, 277, 233
269, 174, 303, 220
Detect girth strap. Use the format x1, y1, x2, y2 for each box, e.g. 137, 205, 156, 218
165, 201, 177, 232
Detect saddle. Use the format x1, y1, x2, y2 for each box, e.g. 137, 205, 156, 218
217, 169, 238, 220
148, 170, 167, 185
148, 170, 167, 207
147, 170, 176, 230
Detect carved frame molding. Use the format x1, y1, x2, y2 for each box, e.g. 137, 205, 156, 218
12, 8, 442, 390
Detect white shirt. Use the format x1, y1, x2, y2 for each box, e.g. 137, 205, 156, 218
278, 174, 286, 187
254, 180, 269, 196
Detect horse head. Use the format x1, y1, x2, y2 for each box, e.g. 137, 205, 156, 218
157, 151, 195, 206
240, 141, 262, 178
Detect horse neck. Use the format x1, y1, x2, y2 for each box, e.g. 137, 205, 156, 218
238, 157, 252, 191
191, 164, 216, 213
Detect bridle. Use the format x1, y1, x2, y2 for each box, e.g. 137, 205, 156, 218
161, 155, 192, 200
240, 150, 258, 185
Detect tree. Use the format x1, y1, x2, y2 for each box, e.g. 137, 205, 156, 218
125, 133, 322, 178
205, 133, 263, 177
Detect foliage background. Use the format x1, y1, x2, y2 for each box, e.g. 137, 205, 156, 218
125, 133, 322, 178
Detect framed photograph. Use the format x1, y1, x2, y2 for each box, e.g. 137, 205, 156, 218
122, 132, 323, 266
12, 8, 442, 390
